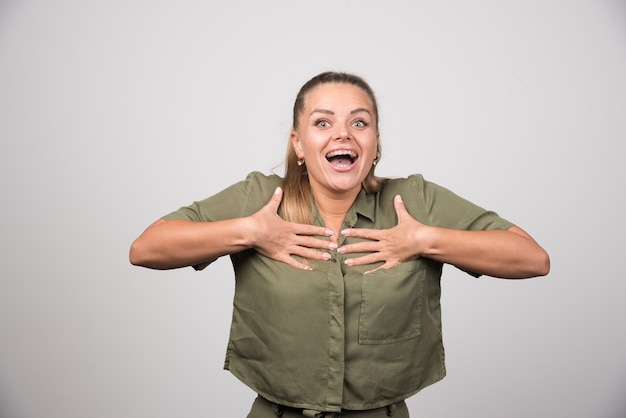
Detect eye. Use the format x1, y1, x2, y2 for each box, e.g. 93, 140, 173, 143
352, 120, 368, 128
316, 119, 331, 128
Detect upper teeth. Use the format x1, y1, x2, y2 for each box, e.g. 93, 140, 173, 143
326, 150, 357, 158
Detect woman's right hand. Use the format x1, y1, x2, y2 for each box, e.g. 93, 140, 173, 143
248, 187, 336, 270
130, 187, 335, 270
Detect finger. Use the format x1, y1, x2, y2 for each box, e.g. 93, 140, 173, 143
290, 246, 332, 262
275, 253, 314, 271
277, 247, 332, 269
293, 223, 335, 238
288, 259, 314, 271
364, 264, 386, 274
338, 241, 381, 255
296, 235, 338, 251
266, 187, 284, 214
341, 227, 382, 240
393, 194, 411, 222
364, 261, 398, 274
344, 252, 385, 267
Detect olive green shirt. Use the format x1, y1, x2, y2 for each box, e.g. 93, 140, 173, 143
164, 171, 513, 412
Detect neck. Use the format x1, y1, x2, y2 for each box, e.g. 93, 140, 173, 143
311, 187, 360, 234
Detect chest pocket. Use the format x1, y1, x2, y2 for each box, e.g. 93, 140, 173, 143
358, 259, 426, 344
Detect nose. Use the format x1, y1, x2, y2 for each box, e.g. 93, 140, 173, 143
335, 129, 351, 140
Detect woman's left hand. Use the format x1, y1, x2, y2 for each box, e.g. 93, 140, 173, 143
338, 195, 428, 274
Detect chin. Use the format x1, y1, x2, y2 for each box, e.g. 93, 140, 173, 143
328, 180, 362, 194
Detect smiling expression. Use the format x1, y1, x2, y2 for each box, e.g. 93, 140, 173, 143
291, 82, 380, 198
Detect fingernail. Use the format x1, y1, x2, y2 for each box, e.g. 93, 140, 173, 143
337, 246, 345, 254
325, 229, 334, 236
274, 187, 282, 194
344, 259, 353, 266
341, 229, 350, 236
328, 243, 337, 250
321, 252, 331, 260
395, 194, 403, 203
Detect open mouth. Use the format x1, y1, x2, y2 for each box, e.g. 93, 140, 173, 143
325, 150, 358, 168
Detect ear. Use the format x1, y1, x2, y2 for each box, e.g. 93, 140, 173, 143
291, 130, 304, 159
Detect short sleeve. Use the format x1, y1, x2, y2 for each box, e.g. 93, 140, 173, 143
161, 171, 282, 269
409, 175, 514, 278
412, 175, 514, 232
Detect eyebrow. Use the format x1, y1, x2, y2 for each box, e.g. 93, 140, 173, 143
309, 108, 372, 117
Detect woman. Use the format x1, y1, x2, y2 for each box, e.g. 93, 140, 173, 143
130, 71, 550, 417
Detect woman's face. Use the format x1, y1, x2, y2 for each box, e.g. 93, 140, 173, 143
291, 82, 379, 198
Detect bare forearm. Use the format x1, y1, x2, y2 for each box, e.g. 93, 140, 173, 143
130, 188, 337, 271
129, 218, 253, 270
338, 196, 550, 278
423, 226, 550, 279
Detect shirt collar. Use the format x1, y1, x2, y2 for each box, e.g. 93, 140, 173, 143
310, 188, 377, 228
353, 188, 376, 222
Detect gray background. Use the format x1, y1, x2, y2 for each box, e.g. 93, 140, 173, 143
1, 1, 625, 417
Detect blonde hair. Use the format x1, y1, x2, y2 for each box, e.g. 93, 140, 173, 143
280, 72, 383, 224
